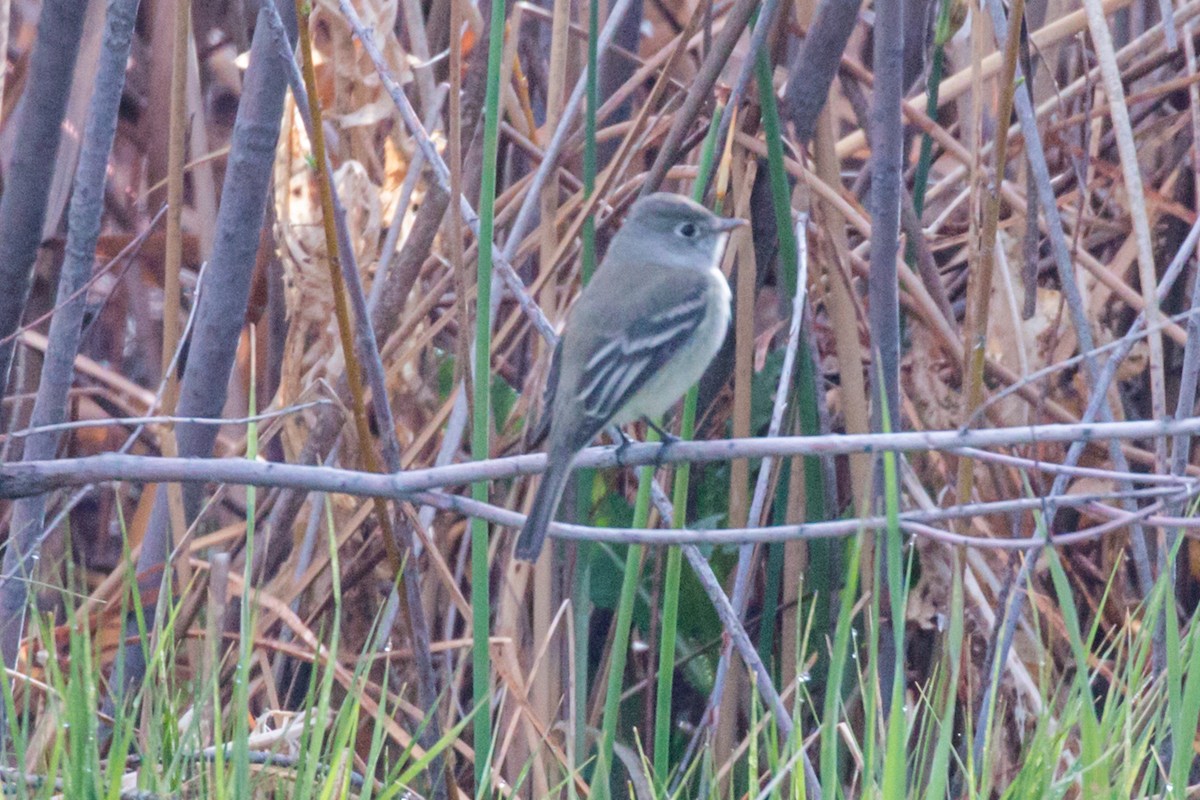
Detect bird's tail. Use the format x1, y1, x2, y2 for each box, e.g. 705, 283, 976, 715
515, 452, 574, 561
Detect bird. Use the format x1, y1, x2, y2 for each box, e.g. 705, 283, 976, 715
514, 191, 744, 561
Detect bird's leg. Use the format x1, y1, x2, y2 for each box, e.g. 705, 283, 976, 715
643, 416, 680, 444
613, 428, 635, 466
643, 416, 680, 467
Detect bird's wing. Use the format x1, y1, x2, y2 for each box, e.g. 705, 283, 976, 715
527, 339, 562, 447
574, 281, 710, 428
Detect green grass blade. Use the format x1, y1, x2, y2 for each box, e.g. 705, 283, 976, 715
471, 0, 508, 788
581, 0, 599, 284
650, 105, 724, 788
592, 539, 645, 800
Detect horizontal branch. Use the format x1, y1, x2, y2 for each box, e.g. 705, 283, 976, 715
411, 483, 1195, 548
1, 415, 1197, 500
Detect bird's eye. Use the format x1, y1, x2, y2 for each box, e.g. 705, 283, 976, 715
677, 222, 698, 238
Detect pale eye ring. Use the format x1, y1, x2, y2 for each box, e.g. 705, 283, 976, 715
677, 221, 698, 238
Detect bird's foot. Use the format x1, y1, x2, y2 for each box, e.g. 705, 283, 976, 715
643, 416, 681, 445
653, 440, 676, 468
642, 418, 681, 467
613, 428, 635, 466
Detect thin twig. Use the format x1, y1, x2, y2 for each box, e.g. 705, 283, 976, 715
502, 0, 639, 261
424, 483, 1194, 549
3, 401, 332, 440
680, 544, 822, 798
1172, 21, 1200, 560
340, 0, 557, 341
641, 0, 761, 194
1082, 0, 1167, 474
982, 0, 1156, 607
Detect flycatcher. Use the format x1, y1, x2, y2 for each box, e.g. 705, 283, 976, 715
515, 192, 744, 561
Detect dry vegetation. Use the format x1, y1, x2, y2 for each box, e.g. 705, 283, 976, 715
0, 0, 1197, 797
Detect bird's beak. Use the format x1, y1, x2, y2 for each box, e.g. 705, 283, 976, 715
711, 217, 749, 232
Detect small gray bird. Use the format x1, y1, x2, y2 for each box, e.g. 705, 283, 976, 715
515, 192, 743, 561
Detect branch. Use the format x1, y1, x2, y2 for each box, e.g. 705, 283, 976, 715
0, 0, 141, 677
783, 0, 863, 143
4, 416, 1199, 501
0, 0, 88, 402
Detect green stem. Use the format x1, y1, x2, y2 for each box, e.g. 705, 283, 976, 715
581, 0, 599, 283
233, 341, 259, 799
572, 2, 601, 786
570, 538, 591, 800
755, 50, 797, 297
651, 392, 697, 785
471, 0, 507, 789
695, 103, 723, 204
650, 114, 722, 785
592, 497, 649, 800
653, 544, 683, 784
910, 0, 953, 220
880, 376, 908, 800
757, 42, 828, 700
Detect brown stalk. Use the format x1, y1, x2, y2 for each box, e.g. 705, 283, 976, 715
955, 0, 1025, 504
529, 0, 570, 762
640, 0, 760, 193
538, 0, 570, 300
398, 0, 438, 115
811, 108, 871, 517
448, 0, 469, 472
730, 141, 754, 529
291, 3, 452, 796
509, 23, 540, 144
834, 0, 1140, 159
715, 148, 753, 791
160, 0, 195, 669
292, 3, 391, 566
1083, 0, 1169, 485
732, 124, 1172, 476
